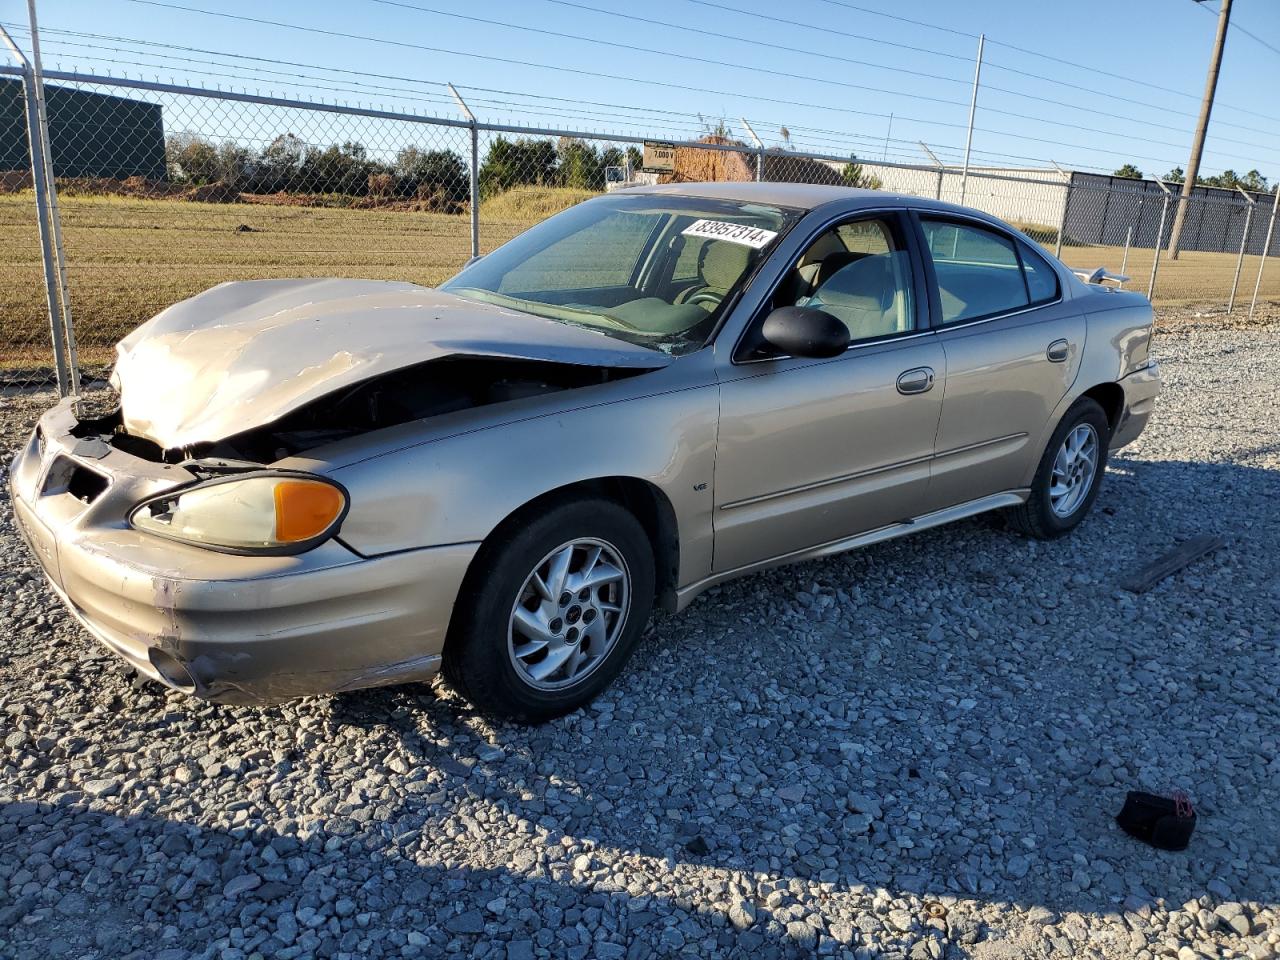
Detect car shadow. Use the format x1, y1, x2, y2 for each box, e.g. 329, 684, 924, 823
3, 456, 1277, 958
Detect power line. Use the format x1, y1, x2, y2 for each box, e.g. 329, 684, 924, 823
9, 26, 1174, 173
361, 0, 979, 110
664, 0, 1280, 137
356, 0, 1279, 165
11, 25, 857, 143
31, 1, 1271, 174
14, 29, 931, 157
1194, 0, 1280, 59
108, 1, 998, 134
543, 0, 1280, 155
804, 0, 1280, 123
10, 22, 956, 158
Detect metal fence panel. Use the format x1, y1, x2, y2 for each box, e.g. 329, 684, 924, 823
12, 72, 473, 382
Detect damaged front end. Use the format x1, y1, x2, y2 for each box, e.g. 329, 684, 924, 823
83, 354, 649, 466
9, 278, 672, 702
10, 393, 483, 704
108, 278, 670, 452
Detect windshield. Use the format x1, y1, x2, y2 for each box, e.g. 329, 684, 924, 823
441, 194, 802, 355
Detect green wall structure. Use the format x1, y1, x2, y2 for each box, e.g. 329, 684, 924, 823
0, 78, 165, 180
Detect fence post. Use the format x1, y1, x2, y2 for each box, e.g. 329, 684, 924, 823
1050, 162, 1071, 260
1148, 180, 1172, 301
918, 142, 943, 200
448, 83, 479, 261
26, 0, 78, 394
959, 33, 984, 205
1248, 185, 1279, 321
21, 66, 70, 394
740, 118, 763, 183
1119, 225, 1132, 288
0, 23, 71, 394
1227, 187, 1255, 314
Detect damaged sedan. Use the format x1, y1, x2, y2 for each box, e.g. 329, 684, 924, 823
10, 183, 1159, 720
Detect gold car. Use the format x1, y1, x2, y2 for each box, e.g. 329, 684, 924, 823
10, 183, 1159, 720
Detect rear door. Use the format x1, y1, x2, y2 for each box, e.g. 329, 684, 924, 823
912, 214, 1084, 511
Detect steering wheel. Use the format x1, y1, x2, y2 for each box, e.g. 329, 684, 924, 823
686, 291, 724, 308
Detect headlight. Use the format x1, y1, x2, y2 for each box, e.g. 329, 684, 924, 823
130, 473, 347, 553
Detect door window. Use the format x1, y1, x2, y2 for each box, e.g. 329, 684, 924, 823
749, 215, 916, 355
921, 219, 1030, 323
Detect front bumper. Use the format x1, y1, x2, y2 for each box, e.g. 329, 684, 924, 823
1110, 361, 1161, 449
9, 399, 477, 705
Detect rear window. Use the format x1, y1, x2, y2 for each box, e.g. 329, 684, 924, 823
921, 219, 1029, 324
1020, 242, 1060, 303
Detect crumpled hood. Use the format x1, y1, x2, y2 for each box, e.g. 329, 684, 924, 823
112, 278, 669, 450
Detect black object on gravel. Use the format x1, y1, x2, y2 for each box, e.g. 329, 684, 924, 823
1116, 790, 1196, 851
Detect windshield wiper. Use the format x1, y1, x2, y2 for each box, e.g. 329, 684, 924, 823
449, 287, 637, 334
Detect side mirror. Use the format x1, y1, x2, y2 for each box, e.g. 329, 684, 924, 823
760, 306, 850, 359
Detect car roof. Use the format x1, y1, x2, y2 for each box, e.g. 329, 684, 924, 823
622, 181, 1040, 238
620, 180, 917, 211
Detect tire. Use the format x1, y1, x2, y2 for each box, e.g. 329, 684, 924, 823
1007, 397, 1110, 540
442, 497, 655, 722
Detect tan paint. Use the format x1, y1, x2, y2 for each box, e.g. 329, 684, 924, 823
712, 337, 944, 571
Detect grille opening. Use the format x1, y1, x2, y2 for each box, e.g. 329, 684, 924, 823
70, 404, 173, 463
66, 466, 109, 504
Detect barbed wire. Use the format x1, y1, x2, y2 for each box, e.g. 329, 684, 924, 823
805, 0, 1280, 125
528, 0, 1280, 152
5, 6, 1276, 180
96, 1, 1273, 176
353, 0, 1280, 165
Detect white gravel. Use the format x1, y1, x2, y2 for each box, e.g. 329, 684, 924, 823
1, 309, 1277, 960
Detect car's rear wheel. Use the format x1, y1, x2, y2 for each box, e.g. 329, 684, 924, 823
1007, 397, 1110, 540
443, 498, 655, 722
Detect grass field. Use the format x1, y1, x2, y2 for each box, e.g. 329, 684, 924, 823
1, 188, 1277, 374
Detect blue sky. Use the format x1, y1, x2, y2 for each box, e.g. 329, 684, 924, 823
4, 0, 1278, 178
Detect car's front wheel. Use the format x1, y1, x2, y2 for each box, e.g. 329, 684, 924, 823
443, 497, 655, 722
1007, 397, 1110, 539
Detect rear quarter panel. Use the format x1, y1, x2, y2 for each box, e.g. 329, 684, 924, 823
1018, 288, 1154, 486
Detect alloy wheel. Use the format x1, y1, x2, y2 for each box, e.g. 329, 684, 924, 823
1049, 423, 1099, 518
507, 538, 631, 691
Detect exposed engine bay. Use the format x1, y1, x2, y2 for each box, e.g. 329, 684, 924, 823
74, 356, 645, 466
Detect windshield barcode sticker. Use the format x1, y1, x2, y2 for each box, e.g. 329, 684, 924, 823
681, 219, 778, 249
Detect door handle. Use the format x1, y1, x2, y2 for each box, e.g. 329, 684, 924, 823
1046, 338, 1070, 363
896, 366, 935, 395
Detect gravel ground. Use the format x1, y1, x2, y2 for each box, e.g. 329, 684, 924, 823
1, 307, 1277, 960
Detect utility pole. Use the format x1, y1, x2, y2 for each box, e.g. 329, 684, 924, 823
959, 33, 984, 206
1168, 0, 1231, 260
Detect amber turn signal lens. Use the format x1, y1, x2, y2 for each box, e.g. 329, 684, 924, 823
273, 480, 345, 542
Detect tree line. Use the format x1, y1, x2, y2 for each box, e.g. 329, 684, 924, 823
1113, 163, 1270, 193
166, 132, 645, 201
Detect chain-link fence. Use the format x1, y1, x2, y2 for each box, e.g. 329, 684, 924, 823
2, 66, 1278, 391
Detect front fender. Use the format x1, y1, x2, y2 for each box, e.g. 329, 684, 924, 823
328, 382, 719, 590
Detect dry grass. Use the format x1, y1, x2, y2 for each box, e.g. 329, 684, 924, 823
479, 185, 597, 223
1, 189, 1277, 374
0, 192, 489, 370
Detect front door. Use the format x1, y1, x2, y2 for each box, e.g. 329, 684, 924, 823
712, 212, 945, 573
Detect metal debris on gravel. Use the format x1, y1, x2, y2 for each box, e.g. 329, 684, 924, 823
0, 307, 1277, 960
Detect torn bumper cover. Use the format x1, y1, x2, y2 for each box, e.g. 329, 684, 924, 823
1110, 361, 1161, 450
8, 399, 477, 705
